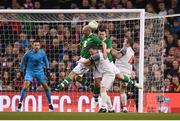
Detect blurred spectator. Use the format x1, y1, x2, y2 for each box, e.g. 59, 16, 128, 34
23, 0, 33, 9
81, 0, 90, 9
145, 4, 156, 14
175, 39, 180, 64
165, 60, 179, 77
161, 78, 174, 92
2, 71, 12, 90
34, 1, 41, 9
171, 18, 180, 37
47, 38, 64, 62
172, 76, 180, 92
158, 2, 167, 16
19, 33, 29, 50
126, 0, 134, 9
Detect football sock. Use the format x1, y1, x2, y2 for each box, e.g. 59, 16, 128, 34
57, 77, 72, 89
121, 93, 127, 108
122, 75, 135, 85
106, 95, 113, 110
45, 89, 51, 104
20, 89, 26, 103
101, 92, 107, 108
93, 86, 100, 102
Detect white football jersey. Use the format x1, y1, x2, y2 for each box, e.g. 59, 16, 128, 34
115, 47, 134, 75
94, 50, 114, 74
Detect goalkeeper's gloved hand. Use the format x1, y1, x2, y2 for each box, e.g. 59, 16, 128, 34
46, 69, 51, 83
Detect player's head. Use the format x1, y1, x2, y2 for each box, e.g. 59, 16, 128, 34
87, 43, 98, 55
32, 39, 40, 52
123, 37, 133, 47
82, 25, 92, 37
98, 27, 107, 40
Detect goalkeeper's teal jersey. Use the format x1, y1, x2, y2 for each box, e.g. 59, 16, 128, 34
80, 34, 101, 59
20, 49, 49, 73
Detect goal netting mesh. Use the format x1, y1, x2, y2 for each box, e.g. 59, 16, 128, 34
0, 10, 164, 112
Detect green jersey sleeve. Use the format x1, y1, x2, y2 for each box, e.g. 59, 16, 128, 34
105, 38, 112, 49
80, 34, 102, 59
104, 38, 113, 62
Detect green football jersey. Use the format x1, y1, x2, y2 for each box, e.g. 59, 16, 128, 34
104, 38, 113, 62
80, 34, 101, 59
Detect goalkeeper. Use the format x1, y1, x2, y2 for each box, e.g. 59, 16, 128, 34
17, 39, 54, 112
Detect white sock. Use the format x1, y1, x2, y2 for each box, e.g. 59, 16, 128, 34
106, 95, 113, 111
121, 93, 127, 108
101, 92, 107, 108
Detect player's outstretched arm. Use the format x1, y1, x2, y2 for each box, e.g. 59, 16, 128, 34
111, 48, 127, 59
43, 51, 50, 70
77, 58, 91, 65
43, 51, 51, 82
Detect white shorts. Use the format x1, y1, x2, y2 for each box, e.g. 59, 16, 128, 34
115, 64, 132, 76
112, 62, 120, 74
101, 72, 115, 90
93, 67, 102, 79
72, 58, 89, 77
93, 62, 120, 79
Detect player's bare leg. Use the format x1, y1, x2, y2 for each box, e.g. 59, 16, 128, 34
42, 83, 54, 112
56, 71, 77, 90
17, 81, 30, 112
120, 84, 128, 113
99, 85, 107, 113
106, 93, 115, 113
116, 73, 142, 89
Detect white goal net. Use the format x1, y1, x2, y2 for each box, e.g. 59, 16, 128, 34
0, 9, 164, 112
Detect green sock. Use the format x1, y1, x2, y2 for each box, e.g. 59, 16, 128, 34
58, 77, 72, 88
122, 75, 135, 86
77, 79, 86, 85
93, 86, 100, 102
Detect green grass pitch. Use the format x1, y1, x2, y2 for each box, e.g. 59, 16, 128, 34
0, 112, 180, 120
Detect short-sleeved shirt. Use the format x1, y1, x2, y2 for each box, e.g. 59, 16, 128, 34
80, 34, 101, 59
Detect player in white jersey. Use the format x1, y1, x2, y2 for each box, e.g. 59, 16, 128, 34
114, 37, 135, 112
78, 43, 116, 113
92, 28, 141, 112
115, 40, 134, 76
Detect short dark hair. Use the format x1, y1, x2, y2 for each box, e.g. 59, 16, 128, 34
33, 39, 40, 43
87, 43, 98, 50
98, 25, 107, 32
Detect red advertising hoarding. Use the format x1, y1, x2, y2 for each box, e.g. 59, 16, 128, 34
0, 92, 180, 112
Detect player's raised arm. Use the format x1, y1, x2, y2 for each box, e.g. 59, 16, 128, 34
111, 45, 127, 59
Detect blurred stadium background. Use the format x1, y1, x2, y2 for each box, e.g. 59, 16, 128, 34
0, 0, 180, 117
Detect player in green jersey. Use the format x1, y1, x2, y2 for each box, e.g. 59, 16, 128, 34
56, 25, 101, 90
